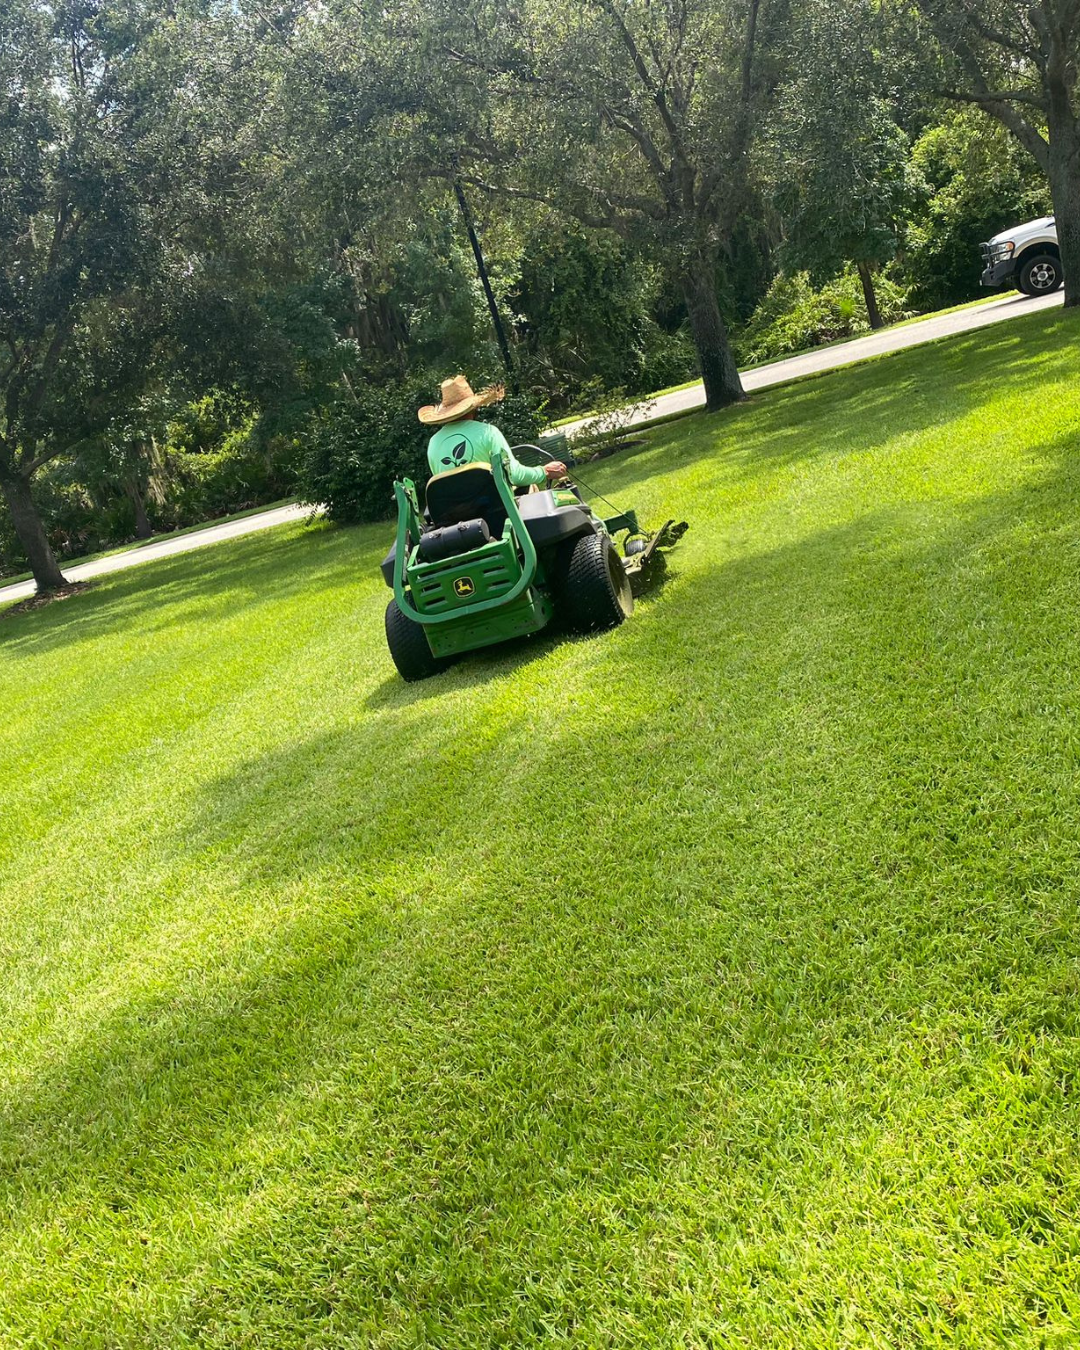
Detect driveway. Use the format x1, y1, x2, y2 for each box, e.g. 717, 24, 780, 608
0, 288, 1066, 607
559, 289, 1065, 437
0, 502, 314, 608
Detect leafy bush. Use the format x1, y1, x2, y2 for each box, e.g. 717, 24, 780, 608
573, 380, 657, 458
512, 224, 698, 408
635, 328, 699, 396
735, 267, 911, 367
168, 426, 297, 524
0, 410, 300, 579
902, 112, 1053, 311
295, 374, 543, 523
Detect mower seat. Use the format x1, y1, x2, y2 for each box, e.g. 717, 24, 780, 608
425, 464, 507, 539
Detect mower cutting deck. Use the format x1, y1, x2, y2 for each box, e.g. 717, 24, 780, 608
380, 447, 687, 681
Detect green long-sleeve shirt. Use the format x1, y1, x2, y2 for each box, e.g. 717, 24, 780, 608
426, 419, 546, 488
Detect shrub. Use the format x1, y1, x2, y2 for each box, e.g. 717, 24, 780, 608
735, 267, 911, 367
902, 112, 1053, 311
295, 374, 543, 524
636, 328, 699, 396
573, 380, 657, 459
169, 425, 298, 524
296, 389, 428, 524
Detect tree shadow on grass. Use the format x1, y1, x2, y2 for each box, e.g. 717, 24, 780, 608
5, 309, 1077, 669
6, 420, 1080, 1341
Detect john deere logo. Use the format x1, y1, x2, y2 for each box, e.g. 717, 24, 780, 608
454, 577, 475, 597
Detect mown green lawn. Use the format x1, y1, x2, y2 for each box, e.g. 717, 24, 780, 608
3, 309, 1080, 1348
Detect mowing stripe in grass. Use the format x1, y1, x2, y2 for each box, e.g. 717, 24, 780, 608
2, 306, 1080, 1346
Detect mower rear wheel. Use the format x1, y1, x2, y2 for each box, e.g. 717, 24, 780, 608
385, 600, 447, 681
556, 531, 633, 633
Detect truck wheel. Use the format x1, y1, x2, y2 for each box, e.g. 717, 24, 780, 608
385, 600, 446, 681
556, 532, 633, 633
1018, 254, 1063, 296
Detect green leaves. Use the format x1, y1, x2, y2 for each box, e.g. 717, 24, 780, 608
770, 0, 917, 287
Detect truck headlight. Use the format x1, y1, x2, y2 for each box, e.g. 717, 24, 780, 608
991, 241, 1016, 263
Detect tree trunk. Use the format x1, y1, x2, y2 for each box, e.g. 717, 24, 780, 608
0, 470, 69, 591
682, 254, 745, 410
126, 479, 153, 538
856, 260, 885, 329
1048, 128, 1080, 308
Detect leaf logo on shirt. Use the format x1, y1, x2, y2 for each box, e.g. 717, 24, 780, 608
440, 440, 469, 468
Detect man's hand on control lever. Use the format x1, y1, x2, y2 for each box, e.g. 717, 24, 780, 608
544, 460, 568, 483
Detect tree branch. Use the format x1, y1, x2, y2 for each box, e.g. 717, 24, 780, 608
589, 0, 694, 201
938, 86, 1046, 107
25, 315, 75, 423
457, 174, 644, 235
959, 7, 1038, 58
933, 19, 1052, 171
45, 199, 73, 281
740, 0, 761, 105
22, 441, 73, 478
604, 108, 675, 203
0, 336, 19, 389
699, 0, 761, 208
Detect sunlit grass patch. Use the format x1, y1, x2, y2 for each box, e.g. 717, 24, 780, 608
3, 307, 1080, 1347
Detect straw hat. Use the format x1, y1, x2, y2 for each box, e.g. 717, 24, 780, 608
418, 375, 505, 426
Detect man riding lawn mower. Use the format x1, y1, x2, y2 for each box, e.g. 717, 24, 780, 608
381, 375, 688, 682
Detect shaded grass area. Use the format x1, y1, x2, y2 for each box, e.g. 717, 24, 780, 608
3, 307, 1080, 1346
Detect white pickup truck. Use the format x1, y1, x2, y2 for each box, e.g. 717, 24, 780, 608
980, 217, 1063, 295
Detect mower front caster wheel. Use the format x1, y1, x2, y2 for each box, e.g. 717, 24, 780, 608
385, 600, 448, 681
557, 531, 633, 632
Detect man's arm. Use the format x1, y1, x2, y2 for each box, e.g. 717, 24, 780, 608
485, 425, 547, 488
486, 424, 569, 488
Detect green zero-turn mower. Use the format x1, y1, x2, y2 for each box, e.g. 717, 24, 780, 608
380, 445, 688, 681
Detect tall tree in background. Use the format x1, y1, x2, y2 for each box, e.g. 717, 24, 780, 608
0, 0, 180, 590
0, 0, 303, 590
914, 0, 1080, 304
240, 7, 496, 379
905, 110, 1053, 308
773, 0, 914, 328
1, 0, 83, 590
405, 0, 784, 410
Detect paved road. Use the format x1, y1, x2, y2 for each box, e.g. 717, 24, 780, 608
0, 288, 1065, 607
0, 502, 313, 608
560, 289, 1065, 437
